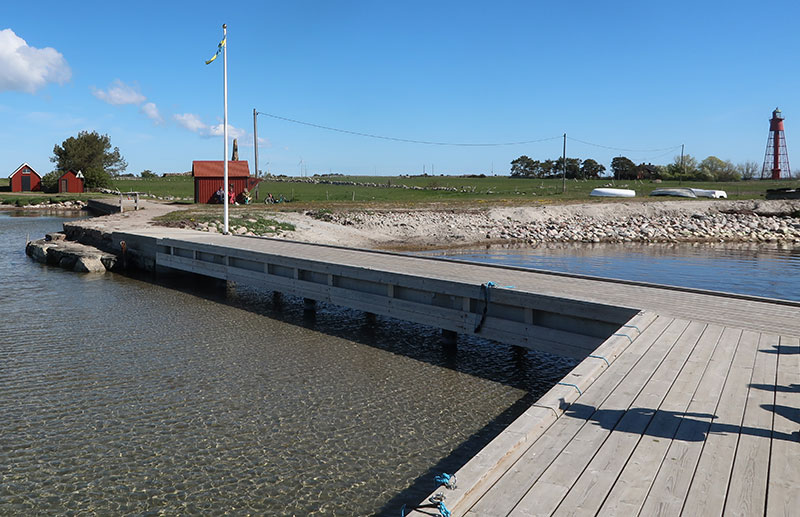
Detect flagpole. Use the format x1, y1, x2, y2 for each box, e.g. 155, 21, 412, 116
222, 23, 229, 235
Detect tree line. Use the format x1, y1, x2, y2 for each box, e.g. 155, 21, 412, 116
510, 156, 606, 179
511, 154, 765, 182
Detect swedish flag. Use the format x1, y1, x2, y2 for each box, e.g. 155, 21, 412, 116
205, 38, 226, 64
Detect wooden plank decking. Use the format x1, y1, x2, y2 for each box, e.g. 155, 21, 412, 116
112, 229, 799, 516
432, 320, 798, 517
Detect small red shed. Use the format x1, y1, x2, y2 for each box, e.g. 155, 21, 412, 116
9, 163, 42, 192
192, 160, 251, 204
58, 170, 85, 193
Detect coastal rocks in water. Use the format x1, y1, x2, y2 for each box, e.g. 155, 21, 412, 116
73, 256, 107, 273
26, 233, 117, 273
17, 200, 88, 210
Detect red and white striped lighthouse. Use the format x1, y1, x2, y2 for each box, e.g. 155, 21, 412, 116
760, 107, 791, 179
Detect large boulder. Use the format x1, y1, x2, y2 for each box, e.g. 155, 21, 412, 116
73, 256, 106, 273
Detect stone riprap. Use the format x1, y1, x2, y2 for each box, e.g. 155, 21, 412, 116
309, 200, 800, 247
26, 232, 117, 273
11, 200, 87, 210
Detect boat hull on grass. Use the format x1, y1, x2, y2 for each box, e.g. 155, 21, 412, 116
590, 188, 636, 198
649, 187, 697, 198
690, 188, 727, 199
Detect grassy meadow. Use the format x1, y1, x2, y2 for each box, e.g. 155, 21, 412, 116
2, 174, 798, 208
113, 175, 800, 204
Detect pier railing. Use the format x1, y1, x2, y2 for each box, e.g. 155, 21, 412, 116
154, 236, 639, 359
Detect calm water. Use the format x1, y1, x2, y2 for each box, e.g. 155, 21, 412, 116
424, 241, 800, 302
0, 211, 573, 516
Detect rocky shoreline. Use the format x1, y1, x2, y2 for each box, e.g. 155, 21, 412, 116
2, 200, 87, 210
297, 200, 800, 249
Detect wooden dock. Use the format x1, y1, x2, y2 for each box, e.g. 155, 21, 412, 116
111, 229, 799, 516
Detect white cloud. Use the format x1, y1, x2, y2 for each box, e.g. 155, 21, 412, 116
91, 79, 146, 105
0, 28, 71, 93
174, 112, 247, 140
174, 113, 207, 133
140, 102, 163, 124
208, 122, 247, 139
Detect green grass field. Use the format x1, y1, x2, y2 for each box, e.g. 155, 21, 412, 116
234, 176, 800, 207
3, 175, 798, 208
111, 177, 195, 199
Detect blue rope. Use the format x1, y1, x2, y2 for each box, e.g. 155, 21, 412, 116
622, 324, 641, 333
474, 283, 491, 333
400, 504, 405, 517
438, 501, 451, 517
557, 382, 583, 395
613, 333, 633, 343
487, 281, 516, 289
588, 354, 610, 366
434, 473, 453, 488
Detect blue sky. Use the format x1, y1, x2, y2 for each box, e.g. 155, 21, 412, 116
2, 1, 799, 177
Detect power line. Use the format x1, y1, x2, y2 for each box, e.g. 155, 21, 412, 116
568, 136, 682, 154
640, 147, 684, 163
255, 111, 561, 147
255, 111, 683, 155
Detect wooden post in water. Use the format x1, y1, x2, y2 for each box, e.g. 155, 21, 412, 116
303, 298, 316, 312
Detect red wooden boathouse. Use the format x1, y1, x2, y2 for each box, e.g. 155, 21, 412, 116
58, 170, 85, 193
9, 163, 42, 192
192, 160, 251, 204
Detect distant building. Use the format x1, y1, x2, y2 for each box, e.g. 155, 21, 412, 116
9, 163, 42, 192
192, 160, 251, 203
58, 170, 85, 193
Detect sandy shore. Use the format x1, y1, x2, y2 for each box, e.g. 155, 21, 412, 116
62, 198, 800, 251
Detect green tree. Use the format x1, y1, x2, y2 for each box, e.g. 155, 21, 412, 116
510, 155, 537, 177
553, 157, 583, 178
611, 156, 637, 180
40, 171, 60, 192
581, 158, 606, 178
699, 156, 740, 181
663, 154, 699, 181
50, 130, 127, 188
141, 169, 156, 178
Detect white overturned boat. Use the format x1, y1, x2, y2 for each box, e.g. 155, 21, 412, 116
649, 187, 697, 198
689, 188, 727, 199
590, 188, 636, 198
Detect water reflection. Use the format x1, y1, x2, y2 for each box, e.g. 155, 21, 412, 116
0, 212, 574, 516
422, 241, 800, 301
